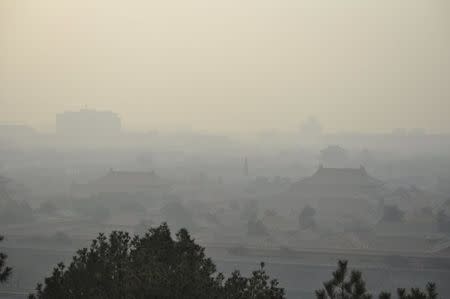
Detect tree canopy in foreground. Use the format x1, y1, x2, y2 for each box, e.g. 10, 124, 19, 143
316, 260, 439, 299
27, 224, 441, 299
29, 223, 285, 299
0, 235, 12, 283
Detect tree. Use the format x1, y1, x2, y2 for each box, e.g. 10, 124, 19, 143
223, 262, 285, 299
381, 205, 405, 223
299, 205, 316, 230
316, 261, 439, 299
396, 283, 438, 299
379, 292, 392, 299
315, 260, 372, 299
0, 235, 12, 283
29, 223, 285, 299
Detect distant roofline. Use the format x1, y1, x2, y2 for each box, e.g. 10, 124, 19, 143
56, 109, 120, 116
317, 164, 367, 172
107, 169, 157, 175
292, 165, 384, 188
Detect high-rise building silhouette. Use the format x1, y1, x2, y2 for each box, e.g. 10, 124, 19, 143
243, 157, 249, 176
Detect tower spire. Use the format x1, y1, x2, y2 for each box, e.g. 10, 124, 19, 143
243, 157, 249, 176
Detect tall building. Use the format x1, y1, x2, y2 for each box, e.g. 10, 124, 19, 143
56, 109, 121, 136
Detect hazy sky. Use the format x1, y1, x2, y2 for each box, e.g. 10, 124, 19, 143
1, 0, 449, 133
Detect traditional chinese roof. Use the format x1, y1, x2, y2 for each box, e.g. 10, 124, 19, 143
295, 166, 383, 188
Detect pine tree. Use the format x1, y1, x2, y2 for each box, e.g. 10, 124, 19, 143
0, 235, 12, 283
397, 282, 438, 299
29, 223, 285, 299
315, 260, 372, 299
317, 261, 439, 299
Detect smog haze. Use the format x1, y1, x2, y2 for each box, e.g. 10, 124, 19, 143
1, 0, 450, 134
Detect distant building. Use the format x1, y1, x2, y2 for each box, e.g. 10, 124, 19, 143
56, 109, 121, 136
290, 166, 384, 220
291, 165, 383, 200
74, 169, 170, 198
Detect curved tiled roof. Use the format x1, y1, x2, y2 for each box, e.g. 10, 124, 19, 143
294, 166, 383, 187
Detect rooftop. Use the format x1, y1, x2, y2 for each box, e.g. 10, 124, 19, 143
295, 166, 383, 187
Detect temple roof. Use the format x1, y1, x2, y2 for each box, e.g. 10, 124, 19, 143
295, 166, 383, 187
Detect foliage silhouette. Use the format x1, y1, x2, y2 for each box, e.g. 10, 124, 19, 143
316, 260, 439, 299
29, 223, 285, 299
396, 283, 438, 299
299, 205, 316, 230
0, 235, 12, 283
315, 260, 371, 299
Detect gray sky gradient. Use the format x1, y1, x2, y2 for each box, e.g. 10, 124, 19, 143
1, 0, 449, 133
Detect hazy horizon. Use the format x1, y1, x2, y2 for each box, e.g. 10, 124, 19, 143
1, 0, 450, 134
